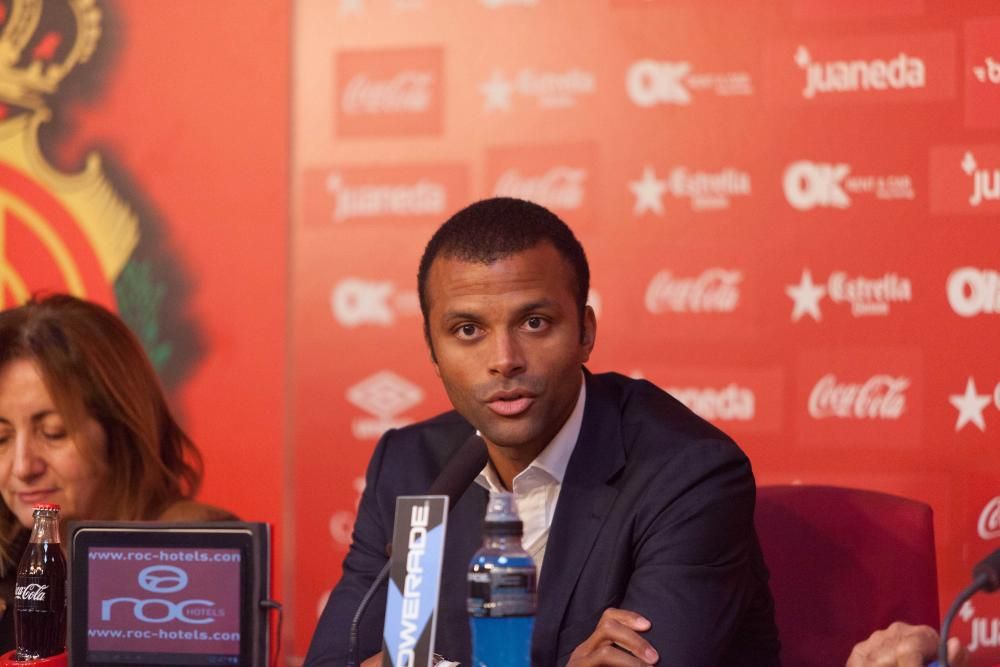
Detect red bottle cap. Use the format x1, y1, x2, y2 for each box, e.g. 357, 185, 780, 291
33, 503, 60, 511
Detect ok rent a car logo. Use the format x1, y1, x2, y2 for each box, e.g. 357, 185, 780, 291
101, 565, 217, 625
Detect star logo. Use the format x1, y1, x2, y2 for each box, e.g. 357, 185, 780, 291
480, 70, 513, 111
628, 165, 668, 216
785, 269, 826, 322
949, 377, 993, 432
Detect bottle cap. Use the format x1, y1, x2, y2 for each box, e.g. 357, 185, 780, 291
32, 503, 61, 512
484, 491, 523, 536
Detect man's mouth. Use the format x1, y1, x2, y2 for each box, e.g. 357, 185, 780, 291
485, 391, 536, 417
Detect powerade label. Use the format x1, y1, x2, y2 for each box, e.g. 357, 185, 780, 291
15, 578, 52, 610
467, 567, 536, 618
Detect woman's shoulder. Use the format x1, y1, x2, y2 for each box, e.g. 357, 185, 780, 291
156, 500, 239, 522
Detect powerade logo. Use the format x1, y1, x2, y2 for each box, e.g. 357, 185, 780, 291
101, 565, 220, 625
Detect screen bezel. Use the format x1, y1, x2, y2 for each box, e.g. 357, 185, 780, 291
69, 523, 263, 667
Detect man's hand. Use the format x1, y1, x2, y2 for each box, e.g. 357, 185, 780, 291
846, 622, 968, 667
566, 608, 660, 666
360, 651, 383, 667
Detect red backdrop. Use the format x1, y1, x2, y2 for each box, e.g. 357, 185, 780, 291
4, 0, 1000, 665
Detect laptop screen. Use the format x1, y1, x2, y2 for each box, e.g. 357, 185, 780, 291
69, 523, 269, 667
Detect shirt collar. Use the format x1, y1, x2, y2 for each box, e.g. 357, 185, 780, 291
475, 372, 587, 492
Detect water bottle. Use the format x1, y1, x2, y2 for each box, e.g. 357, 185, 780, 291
467, 492, 536, 667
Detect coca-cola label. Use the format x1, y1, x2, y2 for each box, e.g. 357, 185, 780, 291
485, 143, 598, 229
645, 268, 743, 314
15, 579, 53, 610
335, 47, 443, 136
796, 349, 922, 446
808, 374, 910, 420
979, 497, 1000, 540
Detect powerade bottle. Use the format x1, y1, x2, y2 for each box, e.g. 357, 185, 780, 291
467, 492, 536, 667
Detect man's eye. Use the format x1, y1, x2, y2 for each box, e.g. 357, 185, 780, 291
524, 317, 547, 331
457, 324, 480, 339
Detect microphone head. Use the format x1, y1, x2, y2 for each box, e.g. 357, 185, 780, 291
426, 433, 488, 508
972, 547, 1000, 592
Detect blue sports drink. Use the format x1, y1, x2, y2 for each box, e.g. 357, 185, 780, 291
467, 492, 536, 667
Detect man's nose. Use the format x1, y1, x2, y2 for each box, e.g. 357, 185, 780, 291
488, 330, 526, 377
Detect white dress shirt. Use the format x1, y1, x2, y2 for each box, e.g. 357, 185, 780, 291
474, 374, 586, 575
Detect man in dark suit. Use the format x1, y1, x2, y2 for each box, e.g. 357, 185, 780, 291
305, 197, 779, 666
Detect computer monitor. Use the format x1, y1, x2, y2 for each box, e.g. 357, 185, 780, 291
67, 522, 271, 667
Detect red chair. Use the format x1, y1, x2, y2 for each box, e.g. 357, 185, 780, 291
755, 485, 939, 667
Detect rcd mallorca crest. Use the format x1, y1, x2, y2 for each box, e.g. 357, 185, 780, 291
0, 0, 137, 311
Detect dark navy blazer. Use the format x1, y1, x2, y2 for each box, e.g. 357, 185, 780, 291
304, 371, 780, 666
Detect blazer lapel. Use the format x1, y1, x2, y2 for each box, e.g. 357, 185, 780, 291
532, 372, 626, 664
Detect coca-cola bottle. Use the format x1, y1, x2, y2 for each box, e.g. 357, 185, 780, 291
14, 503, 66, 660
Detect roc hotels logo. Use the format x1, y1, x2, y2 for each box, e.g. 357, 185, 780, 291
0, 0, 137, 310
794, 45, 926, 99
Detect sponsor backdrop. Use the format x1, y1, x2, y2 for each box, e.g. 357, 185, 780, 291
291, 0, 1000, 664
6, 0, 1000, 664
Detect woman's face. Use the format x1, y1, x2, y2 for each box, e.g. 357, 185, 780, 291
0, 358, 109, 528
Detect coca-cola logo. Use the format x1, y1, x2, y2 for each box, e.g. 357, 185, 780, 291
979, 497, 1000, 540
15, 583, 48, 602
644, 268, 742, 314
493, 167, 586, 210
341, 72, 433, 115
808, 374, 910, 420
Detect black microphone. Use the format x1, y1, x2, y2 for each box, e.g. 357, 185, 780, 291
938, 546, 1000, 666
346, 433, 489, 667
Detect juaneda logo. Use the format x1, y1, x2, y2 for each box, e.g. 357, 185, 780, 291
626, 59, 752, 107
479, 68, 596, 111
949, 377, 1000, 433
336, 47, 443, 136
786, 269, 912, 322
965, 18, 1000, 128
486, 143, 597, 225
667, 384, 756, 422
782, 161, 914, 211
947, 268, 1000, 317
331, 278, 420, 328
645, 269, 742, 314
979, 497, 1000, 540
629, 164, 751, 214
958, 600, 1000, 655
348, 371, 424, 440
766, 33, 955, 104
795, 45, 926, 99
930, 145, 1000, 214
302, 164, 468, 226
808, 374, 909, 420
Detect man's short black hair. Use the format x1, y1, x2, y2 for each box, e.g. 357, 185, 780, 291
417, 197, 590, 341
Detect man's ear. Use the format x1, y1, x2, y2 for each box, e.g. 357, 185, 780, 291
424, 326, 441, 374
580, 305, 597, 362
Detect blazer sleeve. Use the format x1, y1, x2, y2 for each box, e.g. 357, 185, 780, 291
618, 438, 777, 667
303, 430, 394, 667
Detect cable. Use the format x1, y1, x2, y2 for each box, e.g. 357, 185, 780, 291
938, 573, 987, 667
260, 599, 284, 667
